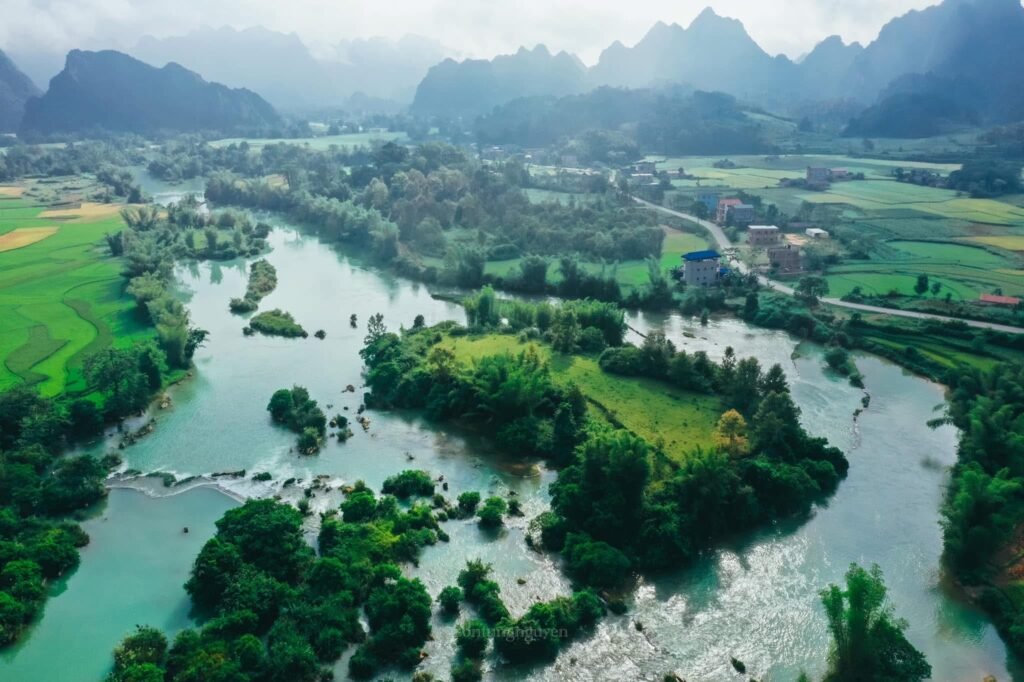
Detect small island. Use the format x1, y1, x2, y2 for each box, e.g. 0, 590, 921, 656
248, 308, 307, 338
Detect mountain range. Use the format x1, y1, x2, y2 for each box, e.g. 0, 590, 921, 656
0, 50, 39, 132
131, 28, 455, 111
20, 50, 281, 136
413, 0, 1024, 136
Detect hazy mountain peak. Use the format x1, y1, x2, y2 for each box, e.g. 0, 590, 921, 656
0, 48, 40, 131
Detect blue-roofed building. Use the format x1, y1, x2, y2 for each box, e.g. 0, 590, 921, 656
681, 250, 721, 287
697, 191, 720, 214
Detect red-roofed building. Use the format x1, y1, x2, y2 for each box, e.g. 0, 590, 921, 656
979, 293, 1022, 307
716, 198, 742, 224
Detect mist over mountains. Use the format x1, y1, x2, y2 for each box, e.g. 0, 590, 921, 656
130, 28, 456, 111
19, 50, 281, 136
2, 0, 1024, 138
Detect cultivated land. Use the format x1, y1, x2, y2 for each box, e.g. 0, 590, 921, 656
442, 334, 720, 460
0, 187, 150, 396
656, 153, 1024, 301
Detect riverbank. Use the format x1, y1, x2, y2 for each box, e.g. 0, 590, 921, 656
4, 212, 1020, 681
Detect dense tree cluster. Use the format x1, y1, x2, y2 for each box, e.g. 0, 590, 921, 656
361, 306, 847, 585
0, 388, 111, 646
229, 259, 278, 313
266, 386, 326, 453
203, 140, 663, 273
938, 362, 1024, 654
819, 564, 931, 681
361, 322, 588, 463
110, 482, 447, 681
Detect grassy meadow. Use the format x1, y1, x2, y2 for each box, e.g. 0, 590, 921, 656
442, 334, 721, 461
0, 188, 150, 396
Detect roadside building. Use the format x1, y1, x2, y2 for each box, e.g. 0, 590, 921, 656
768, 245, 802, 273
805, 227, 830, 239
634, 161, 657, 174
979, 293, 1022, 307
747, 225, 781, 246
728, 203, 756, 226
716, 198, 742, 224
682, 250, 721, 287
697, 191, 720, 214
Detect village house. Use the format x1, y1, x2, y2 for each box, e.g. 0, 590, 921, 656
633, 161, 657, 174
696, 191, 720, 214
747, 225, 781, 246
806, 167, 831, 185
805, 227, 830, 239
768, 245, 803, 273
728, 203, 756, 226
716, 198, 742, 224
979, 293, 1022, 307
682, 250, 722, 287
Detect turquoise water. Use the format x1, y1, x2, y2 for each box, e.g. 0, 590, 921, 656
0, 487, 235, 681
1, 211, 1019, 680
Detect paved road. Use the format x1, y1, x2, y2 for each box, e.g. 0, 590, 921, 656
634, 197, 1024, 335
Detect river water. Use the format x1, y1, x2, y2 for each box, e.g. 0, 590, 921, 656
1, 197, 1019, 680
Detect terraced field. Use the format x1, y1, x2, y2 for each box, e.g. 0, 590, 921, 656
443, 334, 721, 460
0, 189, 151, 396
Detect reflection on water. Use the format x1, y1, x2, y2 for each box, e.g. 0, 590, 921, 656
1, 213, 1019, 681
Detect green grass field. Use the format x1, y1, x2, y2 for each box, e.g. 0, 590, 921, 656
442, 334, 721, 460
0, 191, 151, 396
208, 131, 408, 151
824, 239, 1024, 299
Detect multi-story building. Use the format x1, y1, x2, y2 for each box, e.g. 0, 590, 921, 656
768, 245, 802, 273
697, 191, 720, 214
716, 198, 742, 224
747, 225, 781, 246
682, 250, 722, 287
728, 203, 756, 226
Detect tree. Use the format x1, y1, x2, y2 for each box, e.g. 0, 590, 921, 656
930, 281, 942, 297
477, 497, 507, 528
797, 276, 829, 304
715, 410, 750, 457
820, 563, 930, 682
438, 586, 463, 614
914, 274, 929, 296
455, 618, 489, 658
364, 313, 387, 346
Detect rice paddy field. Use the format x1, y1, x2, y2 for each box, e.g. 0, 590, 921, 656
0, 187, 151, 396
443, 334, 721, 460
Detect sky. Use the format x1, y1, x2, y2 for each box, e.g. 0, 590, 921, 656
1, 0, 945, 67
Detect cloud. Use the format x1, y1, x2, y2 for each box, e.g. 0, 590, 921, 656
1, 0, 944, 66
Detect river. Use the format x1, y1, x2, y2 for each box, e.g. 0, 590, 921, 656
0, 194, 1019, 680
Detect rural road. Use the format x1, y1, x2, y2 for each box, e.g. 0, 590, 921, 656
633, 197, 1024, 335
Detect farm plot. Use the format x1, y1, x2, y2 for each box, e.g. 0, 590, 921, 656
800, 181, 1024, 226
0, 194, 151, 395
825, 240, 1024, 299
0, 227, 59, 252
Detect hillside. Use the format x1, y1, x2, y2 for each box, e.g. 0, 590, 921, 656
20, 50, 281, 136
475, 86, 770, 156
0, 49, 40, 132
132, 28, 453, 109
410, 0, 1024, 135
411, 45, 588, 117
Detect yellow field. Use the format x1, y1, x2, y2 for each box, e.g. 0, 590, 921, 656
0, 227, 59, 252
965, 236, 1024, 251
0, 186, 26, 197
38, 202, 135, 222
